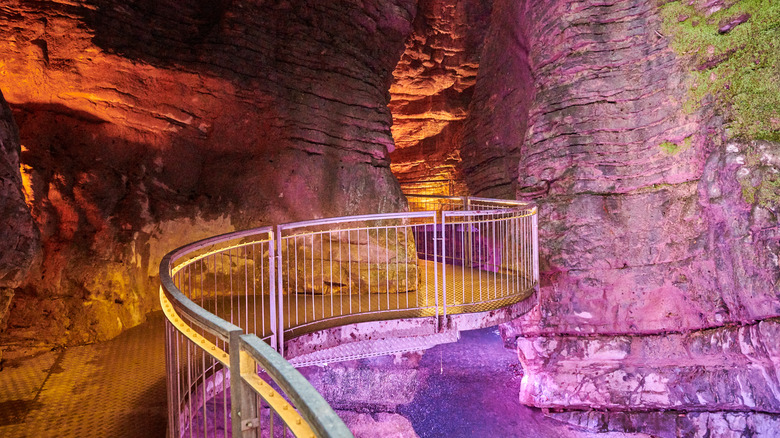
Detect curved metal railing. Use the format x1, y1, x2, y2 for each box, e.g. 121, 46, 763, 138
160, 195, 538, 437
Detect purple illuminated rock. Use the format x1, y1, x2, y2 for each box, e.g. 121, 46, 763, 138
466, 0, 780, 432
718, 13, 751, 34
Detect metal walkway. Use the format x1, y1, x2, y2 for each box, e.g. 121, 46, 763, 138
197, 260, 534, 344
161, 194, 539, 437
0, 312, 167, 437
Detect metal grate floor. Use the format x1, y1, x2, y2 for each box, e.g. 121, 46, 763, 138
0, 312, 167, 437
200, 260, 536, 341
287, 330, 461, 368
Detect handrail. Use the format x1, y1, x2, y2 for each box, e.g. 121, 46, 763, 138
161, 234, 354, 438
240, 335, 353, 438
277, 210, 435, 230
160, 193, 539, 438
160, 250, 243, 341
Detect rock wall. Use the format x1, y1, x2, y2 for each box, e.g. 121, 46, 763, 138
509, 0, 717, 335
460, 0, 780, 433
0, 89, 40, 351
0, 0, 415, 344
388, 0, 492, 194
460, 0, 533, 198
299, 352, 425, 438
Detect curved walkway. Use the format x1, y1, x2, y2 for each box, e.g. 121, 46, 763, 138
161, 195, 539, 436
0, 317, 658, 438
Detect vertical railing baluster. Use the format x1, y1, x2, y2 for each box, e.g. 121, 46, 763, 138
532, 208, 539, 286
437, 211, 443, 321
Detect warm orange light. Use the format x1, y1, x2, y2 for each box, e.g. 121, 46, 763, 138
19, 146, 34, 209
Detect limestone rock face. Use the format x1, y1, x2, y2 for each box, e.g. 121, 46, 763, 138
0, 89, 40, 335
336, 411, 420, 438
388, 0, 493, 193
467, 0, 780, 432
283, 228, 420, 295
492, 0, 719, 335
517, 319, 780, 413
460, 0, 532, 198
299, 352, 425, 436
0, 0, 414, 344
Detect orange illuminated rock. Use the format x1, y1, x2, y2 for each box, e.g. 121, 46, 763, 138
282, 228, 420, 295
0, 0, 415, 344
0, 90, 40, 342
388, 0, 492, 193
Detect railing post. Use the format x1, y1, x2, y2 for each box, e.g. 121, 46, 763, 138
268, 230, 277, 351
532, 208, 539, 285
229, 329, 251, 438
440, 211, 447, 320
162, 312, 177, 438
433, 212, 440, 331
275, 225, 286, 357
464, 197, 473, 268
239, 346, 259, 438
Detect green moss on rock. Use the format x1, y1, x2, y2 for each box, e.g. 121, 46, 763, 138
660, 0, 780, 141
658, 136, 693, 155
660, 140, 679, 154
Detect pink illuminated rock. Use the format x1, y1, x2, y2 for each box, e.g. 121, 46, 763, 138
717, 13, 751, 34
472, 0, 780, 433
460, 0, 533, 198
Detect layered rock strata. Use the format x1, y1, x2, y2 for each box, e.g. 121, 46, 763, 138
388, 0, 492, 194
0, 0, 414, 344
459, 0, 533, 198
462, 0, 780, 433
299, 352, 425, 438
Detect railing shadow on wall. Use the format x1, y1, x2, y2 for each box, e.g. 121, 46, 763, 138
160, 194, 538, 438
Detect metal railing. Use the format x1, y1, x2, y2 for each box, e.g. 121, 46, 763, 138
160, 194, 538, 438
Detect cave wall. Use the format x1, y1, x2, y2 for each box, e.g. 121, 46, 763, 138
0, 90, 40, 349
388, 0, 492, 194
0, 0, 415, 344
459, 0, 533, 198
459, 0, 780, 433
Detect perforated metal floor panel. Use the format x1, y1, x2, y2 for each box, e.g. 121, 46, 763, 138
287, 330, 461, 367
0, 312, 167, 437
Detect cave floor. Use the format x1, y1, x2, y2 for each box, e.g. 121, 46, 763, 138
0, 313, 656, 438
0, 312, 167, 437
398, 327, 653, 438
